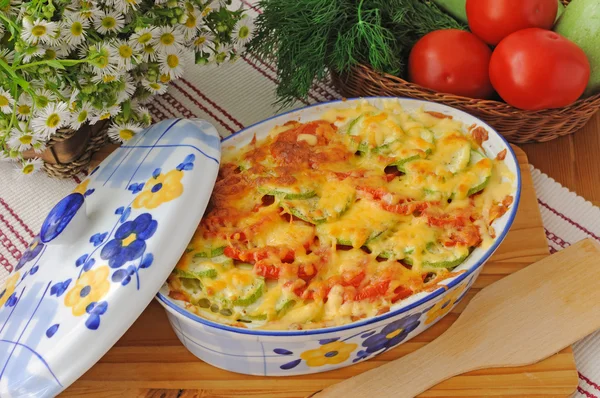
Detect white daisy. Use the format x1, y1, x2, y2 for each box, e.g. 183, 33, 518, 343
140, 44, 158, 63
87, 42, 118, 76
21, 18, 58, 45
41, 47, 59, 60
192, 30, 215, 51
93, 11, 125, 35
91, 103, 121, 124
17, 158, 43, 176
71, 102, 93, 129
33, 88, 56, 109
8, 123, 44, 152
91, 73, 122, 84
0, 150, 10, 162
0, 88, 15, 114
0, 49, 14, 64
22, 44, 45, 63
180, 9, 202, 41
61, 15, 89, 47
158, 49, 184, 80
156, 26, 184, 54
232, 16, 253, 50
211, 43, 233, 64
0, 0, 21, 18
158, 73, 171, 84
108, 121, 143, 142
111, 0, 141, 13
142, 80, 167, 95
129, 27, 157, 51
31, 102, 70, 138
111, 39, 139, 71
16, 93, 33, 121
136, 106, 152, 126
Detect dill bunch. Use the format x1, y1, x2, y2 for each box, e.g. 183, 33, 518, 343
249, 0, 466, 106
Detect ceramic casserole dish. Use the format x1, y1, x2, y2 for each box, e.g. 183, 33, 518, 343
156, 97, 522, 376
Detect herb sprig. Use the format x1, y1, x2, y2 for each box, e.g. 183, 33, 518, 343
249, 0, 466, 106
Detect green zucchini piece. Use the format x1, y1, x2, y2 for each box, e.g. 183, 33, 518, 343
276, 299, 296, 317
193, 246, 226, 258
239, 313, 268, 322
468, 150, 485, 166
390, 154, 422, 173
405, 243, 470, 270
232, 279, 265, 307
467, 176, 491, 196
444, 143, 471, 173
344, 115, 363, 135
356, 141, 369, 153
173, 268, 218, 280
286, 193, 353, 225
258, 186, 317, 200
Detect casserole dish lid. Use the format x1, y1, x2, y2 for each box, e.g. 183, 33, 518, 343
0, 118, 221, 397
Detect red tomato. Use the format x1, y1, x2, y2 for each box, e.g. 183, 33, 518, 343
466, 0, 558, 45
408, 30, 494, 99
489, 28, 590, 110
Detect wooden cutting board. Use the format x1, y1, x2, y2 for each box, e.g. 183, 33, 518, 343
61, 146, 578, 397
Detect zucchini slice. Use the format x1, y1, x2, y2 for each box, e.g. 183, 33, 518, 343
466, 158, 493, 196
173, 267, 218, 280
285, 183, 355, 224
406, 243, 470, 270
258, 186, 317, 200
232, 279, 265, 307
193, 246, 226, 258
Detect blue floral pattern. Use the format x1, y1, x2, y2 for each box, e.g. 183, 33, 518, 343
99, 213, 157, 269
15, 235, 44, 271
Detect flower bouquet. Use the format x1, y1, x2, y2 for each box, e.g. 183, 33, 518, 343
0, 0, 252, 176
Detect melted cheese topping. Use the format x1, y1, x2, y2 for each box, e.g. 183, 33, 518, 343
168, 100, 516, 330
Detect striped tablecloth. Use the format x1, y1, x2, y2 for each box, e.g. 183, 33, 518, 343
1, 1, 600, 395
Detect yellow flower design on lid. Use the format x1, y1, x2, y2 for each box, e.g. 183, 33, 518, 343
0, 272, 20, 307
300, 341, 357, 367
133, 169, 184, 210
64, 265, 110, 316
424, 282, 468, 325
73, 179, 90, 195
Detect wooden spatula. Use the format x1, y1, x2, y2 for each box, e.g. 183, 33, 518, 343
312, 238, 600, 398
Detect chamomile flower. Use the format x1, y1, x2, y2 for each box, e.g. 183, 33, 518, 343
88, 42, 118, 76
8, 123, 44, 152
111, 39, 139, 71
158, 49, 184, 80
17, 158, 43, 176
136, 106, 152, 126
232, 16, 253, 49
192, 31, 214, 51
211, 44, 233, 64
91, 73, 122, 84
21, 18, 58, 45
92, 104, 122, 123
31, 102, 70, 138
111, 0, 141, 13
142, 80, 167, 95
156, 26, 184, 54
16, 93, 33, 121
62, 15, 89, 47
180, 9, 202, 41
0, 88, 15, 114
71, 102, 93, 129
108, 121, 143, 142
0, 49, 14, 64
0, 0, 21, 17
33, 88, 56, 109
129, 27, 157, 51
22, 44, 45, 63
139, 44, 157, 63
94, 11, 125, 35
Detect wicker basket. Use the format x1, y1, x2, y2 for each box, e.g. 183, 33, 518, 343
22, 120, 109, 178
331, 64, 600, 143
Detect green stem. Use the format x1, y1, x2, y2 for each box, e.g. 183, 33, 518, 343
14, 59, 88, 70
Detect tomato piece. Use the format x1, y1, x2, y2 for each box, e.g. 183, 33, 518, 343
490, 29, 590, 110
380, 201, 433, 216
466, 0, 558, 45
357, 186, 389, 200
298, 264, 317, 282
408, 29, 494, 99
341, 271, 366, 288
355, 280, 390, 301
391, 286, 413, 303
253, 261, 280, 280
224, 246, 242, 260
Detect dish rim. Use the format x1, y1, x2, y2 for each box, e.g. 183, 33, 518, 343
156, 96, 522, 337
